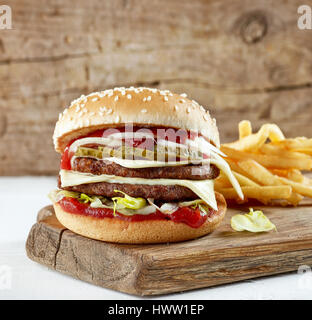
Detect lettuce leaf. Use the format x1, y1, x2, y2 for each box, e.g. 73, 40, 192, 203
231, 208, 276, 232
112, 190, 146, 210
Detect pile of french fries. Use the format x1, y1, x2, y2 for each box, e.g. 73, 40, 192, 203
215, 120, 312, 206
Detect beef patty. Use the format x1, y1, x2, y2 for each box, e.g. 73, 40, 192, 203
60, 157, 218, 201
71, 157, 219, 180
60, 179, 198, 202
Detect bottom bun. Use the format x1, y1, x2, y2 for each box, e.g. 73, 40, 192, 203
54, 192, 227, 244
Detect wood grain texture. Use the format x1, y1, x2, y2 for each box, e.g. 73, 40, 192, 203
1, 0, 312, 175
26, 203, 312, 296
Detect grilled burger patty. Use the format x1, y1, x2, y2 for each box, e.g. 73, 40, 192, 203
71, 157, 220, 180
60, 158, 219, 201
60, 179, 198, 202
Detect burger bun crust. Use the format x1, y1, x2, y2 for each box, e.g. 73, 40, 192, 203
53, 87, 220, 153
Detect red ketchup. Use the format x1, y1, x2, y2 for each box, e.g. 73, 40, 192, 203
58, 197, 214, 228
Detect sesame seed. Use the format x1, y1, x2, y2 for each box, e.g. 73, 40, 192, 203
127, 94, 132, 99
58, 113, 62, 120
181, 93, 187, 98
164, 96, 168, 102
78, 111, 83, 117
85, 119, 90, 126
114, 96, 119, 101
107, 108, 113, 115
174, 105, 179, 111
141, 109, 147, 113
115, 115, 120, 123
179, 99, 185, 103
63, 109, 68, 114
108, 91, 113, 97
92, 97, 98, 102
147, 96, 151, 101
204, 114, 209, 121
187, 107, 191, 113
143, 97, 147, 102
200, 106, 205, 112
99, 112, 104, 116
100, 106, 107, 112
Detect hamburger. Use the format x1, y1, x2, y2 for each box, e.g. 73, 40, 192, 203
49, 87, 243, 243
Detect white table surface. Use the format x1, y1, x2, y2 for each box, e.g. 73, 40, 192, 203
1, 176, 312, 300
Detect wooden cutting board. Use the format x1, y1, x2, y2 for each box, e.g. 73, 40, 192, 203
26, 203, 312, 296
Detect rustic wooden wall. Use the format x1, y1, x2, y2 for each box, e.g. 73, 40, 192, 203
1, 0, 312, 175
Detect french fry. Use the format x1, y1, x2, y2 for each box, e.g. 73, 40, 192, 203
287, 193, 304, 206
277, 177, 312, 198
290, 148, 312, 156
225, 158, 248, 176
286, 169, 305, 183
215, 173, 232, 188
236, 159, 302, 205
303, 176, 312, 186
237, 159, 278, 186
219, 120, 312, 206
273, 138, 312, 150
269, 168, 305, 183
216, 186, 292, 201
239, 120, 252, 139
233, 171, 260, 187
224, 124, 285, 152
259, 144, 311, 160
221, 146, 312, 170
269, 168, 290, 178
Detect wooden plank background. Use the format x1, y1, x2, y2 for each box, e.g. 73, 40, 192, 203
1, 0, 312, 175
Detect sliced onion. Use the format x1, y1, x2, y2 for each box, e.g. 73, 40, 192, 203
159, 203, 179, 214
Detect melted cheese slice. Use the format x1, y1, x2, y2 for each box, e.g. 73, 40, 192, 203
103, 154, 244, 200
103, 157, 211, 168
60, 169, 218, 210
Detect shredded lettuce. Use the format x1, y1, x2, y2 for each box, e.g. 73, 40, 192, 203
49, 189, 212, 218
80, 193, 95, 203
112, 190, 146, 210
178, 199, 210, 216
179, 199, 205, 208
48, 190, 80, 203
231, 208, 276, 232
49, 189, 155, 216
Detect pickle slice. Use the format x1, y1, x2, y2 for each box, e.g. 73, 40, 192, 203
75, 145, 204, 163
75, 146, 104, 159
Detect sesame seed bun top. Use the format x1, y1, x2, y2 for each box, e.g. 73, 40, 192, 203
53, 87, 220, 153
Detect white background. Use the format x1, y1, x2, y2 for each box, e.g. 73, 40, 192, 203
1, 177, 312, 300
